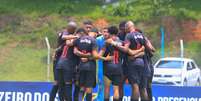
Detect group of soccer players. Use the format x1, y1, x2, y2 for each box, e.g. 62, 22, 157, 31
49, 20, 155, 101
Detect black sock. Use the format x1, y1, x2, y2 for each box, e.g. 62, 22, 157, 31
131, 99, 138, 101
113, 98, 119, 101
73, 85, 80, 101
58, 90, 64, 101
80, 90, 85, 100
147, 87, 152, 101
141, 100, 149, 101
49, 85, 58, 101
58, 83, 67, 101
104, 98, 109, 101
65, 84, 72, 101
86, 93, 92, 101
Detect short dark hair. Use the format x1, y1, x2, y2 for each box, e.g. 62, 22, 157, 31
119, 21, 127, 29
90, 28, 99, 33
108, 26, 118, 35
76, 28, 87, 34
83, 20, 93, 25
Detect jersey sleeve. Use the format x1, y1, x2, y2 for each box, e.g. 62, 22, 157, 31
124, 33, 131, 45
92, 38, 98, 50
73, 38, 79, 47
103, 45, 110, 57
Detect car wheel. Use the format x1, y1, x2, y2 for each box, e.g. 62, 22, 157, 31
183, 79, 187, 86
196, 79, 201, 86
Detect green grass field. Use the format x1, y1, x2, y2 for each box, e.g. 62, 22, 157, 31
0, 0, 201, 81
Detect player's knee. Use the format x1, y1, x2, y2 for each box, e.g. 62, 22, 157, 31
53, 81, 58, 85
140, 88, 148, 100
113, 86, 119, 99
65, 82, 72, 85
86, 88, 92, 93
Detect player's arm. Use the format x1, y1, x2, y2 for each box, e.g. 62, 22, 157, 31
98, 46, 106, 56
134, 51, 145, 58
103, 54, 113, 61
91, 39, 105, 60
66, 39, 74, 46
114, 43, 129, 53
92, 49, 102, 59
106, 39, 129, 53
73, 47, 91, 58
128, 46, 145, 56
145, 37, 155, 53
62, 34, 79, 40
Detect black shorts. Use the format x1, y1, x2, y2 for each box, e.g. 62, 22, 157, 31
122, 64, 128, 78
127, 61, 147, 88
73, 66, 80, 85
53, 59, 59, 81
56, 58, 74, 70
105, 74, 122, 85
56, 69, 74, 83
79, 70, 96, 88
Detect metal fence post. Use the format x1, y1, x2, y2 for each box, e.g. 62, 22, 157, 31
45, 37, 50, 82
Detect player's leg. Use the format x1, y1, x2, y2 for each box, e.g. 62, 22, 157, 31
73, 67, 80, 101
49, 81, 59, 101
118, 80, 124, 101
57, 69, 66, 101
139, 68, 149, 101
113, 85, 119, 101
119, 66, 128, 101
85, 70, 96, 101
140, 88, 149, 101
78, 69, 86, 100
64, 69, 74, 101
128, 65, 140, 101
140, 76, 149, 101
104, 76, 111, 101
50, 60, 59, 101
131, 83, 140, 101
85, 87, 93, 101
112, 74, 122, 101
147, 67, 154, 101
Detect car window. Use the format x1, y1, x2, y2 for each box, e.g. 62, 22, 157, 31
191, 62, 196, 69
187, 62, 192, 70
156, 60, 184, 69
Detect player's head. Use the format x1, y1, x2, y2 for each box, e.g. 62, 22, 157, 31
119, 21, 127, 33
108, 26, 118, 36
67, 21, 77, 34
83, 20, 93, 33
125, 21, 135, 33
102, 27, 110, 39
76, 28, 87, 37
88, 28, 98, 38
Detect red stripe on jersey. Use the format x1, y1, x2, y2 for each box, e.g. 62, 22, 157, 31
113, 50, 119, 64
61, 45, 69, 58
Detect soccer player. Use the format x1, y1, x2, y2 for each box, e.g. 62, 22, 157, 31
100, 26, 123, 101
83, 20, 94, 33
124, 21, 149, 101
106, 21, 148, 101
96, 27, 110, 101
117, 21, 128, 101
136, 29, 156, 101
144, 37, 155, 101
55, 21, 78, 101
49, 21, 78, 101
73, 28, 87, 101
73, 29, 103, 101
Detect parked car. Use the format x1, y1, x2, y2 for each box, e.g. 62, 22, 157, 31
153, 57, 201, 86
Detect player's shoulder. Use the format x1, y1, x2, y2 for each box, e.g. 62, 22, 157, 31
96, 35, 104, 40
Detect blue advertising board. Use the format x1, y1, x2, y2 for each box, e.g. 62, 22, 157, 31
0, 81, 200, 101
